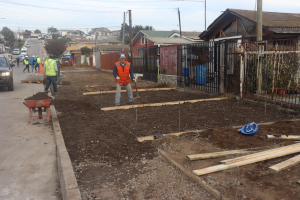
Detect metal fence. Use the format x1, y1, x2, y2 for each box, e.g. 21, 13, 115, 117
177, 40, 240, 94
243, 38, 300, 109
132, 46, 158, 82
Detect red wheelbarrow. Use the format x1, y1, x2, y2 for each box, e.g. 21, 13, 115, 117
23, 96, 54, 123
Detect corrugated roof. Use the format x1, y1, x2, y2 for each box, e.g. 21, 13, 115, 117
174, 31, 202, 39
145, 36, 195, 44
141, 30, 175, 37
228, 8, 300, 27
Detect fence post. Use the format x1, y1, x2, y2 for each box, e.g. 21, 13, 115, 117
240, 44, 245, 99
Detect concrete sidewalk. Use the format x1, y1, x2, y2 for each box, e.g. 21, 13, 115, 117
0, 62, 59, 199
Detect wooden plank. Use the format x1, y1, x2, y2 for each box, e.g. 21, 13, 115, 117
187, 150, 255, 161
102, 97, 228, 111
239, 18, 248, 34
158, 149, 229, 200
21, 80, 42, 84
220, 143, 300, 165
83, 87, 177, 95
267, 135, 300, 140
193, 145, 300, 176
227, 19, 235, 37
269, 154, 300, 172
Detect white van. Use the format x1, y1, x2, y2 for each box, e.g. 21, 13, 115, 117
13, 49, 20, 55
21, 48, 27, 56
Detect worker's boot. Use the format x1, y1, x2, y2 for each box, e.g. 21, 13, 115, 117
44, 90, 48, 93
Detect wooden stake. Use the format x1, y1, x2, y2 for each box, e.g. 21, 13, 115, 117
267, 135, 300, 140
83, 87, 176, 95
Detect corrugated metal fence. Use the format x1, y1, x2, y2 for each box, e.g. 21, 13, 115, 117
100, 51, 129, 70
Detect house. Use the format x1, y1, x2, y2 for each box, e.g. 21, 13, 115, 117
132, 30, 175, 56
66, 30, 86, 37
171, 31, 203, 42
0, 44, 5, 53
66, 35, 86, 40
22, 32, 31, 39
60, 29, 73, 37
200, 8, 300, 41
66, 39, 96, 51
97, 39, 121, 45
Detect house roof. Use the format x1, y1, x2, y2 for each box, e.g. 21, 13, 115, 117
96, 44, 129, 51
145, 36, 195, 45
132, 30, 175, 45
67, 39, 95, 44
200, 8, 300, 39
97, 39, 121, 44
173, 31, 202, 40
70, 49, 81, 54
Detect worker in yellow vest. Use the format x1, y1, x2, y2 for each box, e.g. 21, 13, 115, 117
23, 56, 30, 73
35, 55, 41, 73
44, 54, 59, 93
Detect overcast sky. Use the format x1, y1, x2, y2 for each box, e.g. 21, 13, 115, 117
0, 0, 300, 34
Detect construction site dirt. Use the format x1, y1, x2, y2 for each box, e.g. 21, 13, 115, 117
53, 70, 300, 200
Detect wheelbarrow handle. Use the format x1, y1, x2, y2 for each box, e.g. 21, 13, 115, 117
23, 102, 30, 109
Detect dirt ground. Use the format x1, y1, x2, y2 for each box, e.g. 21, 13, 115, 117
53, 70, 300, 200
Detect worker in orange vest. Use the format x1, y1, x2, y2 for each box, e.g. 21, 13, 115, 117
113, 53, 136, 106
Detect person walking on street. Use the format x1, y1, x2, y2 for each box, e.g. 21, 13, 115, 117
35, 55, 41, 73
54, 55, 62, 85
23, 56, 30, 73
30, 55, 36, 73
44, 54, 59, 93
113, 53, 135, 106
16, 56, 20, 67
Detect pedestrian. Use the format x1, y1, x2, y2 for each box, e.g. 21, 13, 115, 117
16, 56, 20, 67
23, 56, 29, 73
44, 54, 59, 93
30, 55, 36, 73
113, 53, 136, 106
35, 55, 41, 73
54, 55, 62, 85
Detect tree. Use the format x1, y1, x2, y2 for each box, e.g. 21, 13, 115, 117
0, 38, 4, 44
1, 27, 15, 47
57, 37, 72, 45
44, 40, 66, 57
81, 46, 92, 55
48, 26, 59, 33
120, 23, 129, 40
120, 24, 154, 44
25, 29, 32, 33
34, 29, 41, 34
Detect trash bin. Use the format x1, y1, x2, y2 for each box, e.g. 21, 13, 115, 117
196, 65, 207, 85
183, 68, 189, 77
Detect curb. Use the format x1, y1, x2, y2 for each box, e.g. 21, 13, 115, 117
50, 103, 82, 200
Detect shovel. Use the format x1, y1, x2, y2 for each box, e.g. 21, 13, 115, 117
134, 81, 142, 104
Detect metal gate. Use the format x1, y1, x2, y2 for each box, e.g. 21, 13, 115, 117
177, 40, 239, 93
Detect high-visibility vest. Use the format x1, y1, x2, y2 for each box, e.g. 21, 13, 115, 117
45, 59, 56, 76
36, 57, 41, 64
115, 61, 131, 85
24, 59, 29, 65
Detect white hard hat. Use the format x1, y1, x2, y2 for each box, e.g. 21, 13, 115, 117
32, 55, 35, 57
25, 56, 28, 58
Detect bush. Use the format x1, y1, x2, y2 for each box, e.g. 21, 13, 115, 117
81, 46, 92, 55
44, 40, 66, 56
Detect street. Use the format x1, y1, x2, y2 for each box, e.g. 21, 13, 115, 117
0, 39, 60, 199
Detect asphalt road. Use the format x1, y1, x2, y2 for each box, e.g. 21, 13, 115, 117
0, 39, 60, 199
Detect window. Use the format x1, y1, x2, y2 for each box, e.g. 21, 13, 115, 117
137, 48, 144, 56
74, 43, 76, 47
69, 44, 71, 47
141, 36, 148, 45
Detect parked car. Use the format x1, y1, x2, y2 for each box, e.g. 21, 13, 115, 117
16, 55, 24, 62
25, 43, 30, 48
13, 49, 20, 55
0, 54, 15, 91
40, 37, 45, 40
61, 57, 72, 66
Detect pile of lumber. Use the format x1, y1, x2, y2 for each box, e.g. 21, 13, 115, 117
187, 143, 300, 179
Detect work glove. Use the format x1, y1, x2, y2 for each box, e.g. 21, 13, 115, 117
132, 78, 136, 83
116, 76, 120, 81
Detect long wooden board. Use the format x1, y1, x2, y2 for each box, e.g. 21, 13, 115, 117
102, 97, 228, 111
83, 87, 176, 95
186, 150, 255, 161
137, 118, 300, 142
193, 146, 300, 176
220, 143, 300, 165
269, 154, 300, 172
21, 80, 42, 84
158, 149, 229, 200
267, 135, 300, 140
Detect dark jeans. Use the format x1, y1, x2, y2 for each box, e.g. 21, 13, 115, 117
35, 63, 39, 72
23, 65, 29, 72
45, 76, 58, 92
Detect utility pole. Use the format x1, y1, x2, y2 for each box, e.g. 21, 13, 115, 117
94, 32, 98, 50
256, 0, 263, 94
257, 0, 263, 41
129, 10, 133, 62
122, 12, 125, 51
178, 8, 182, 38
205, 0, 206, 30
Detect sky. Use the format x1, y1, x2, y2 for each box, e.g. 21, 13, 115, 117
0, 0, 300, 34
